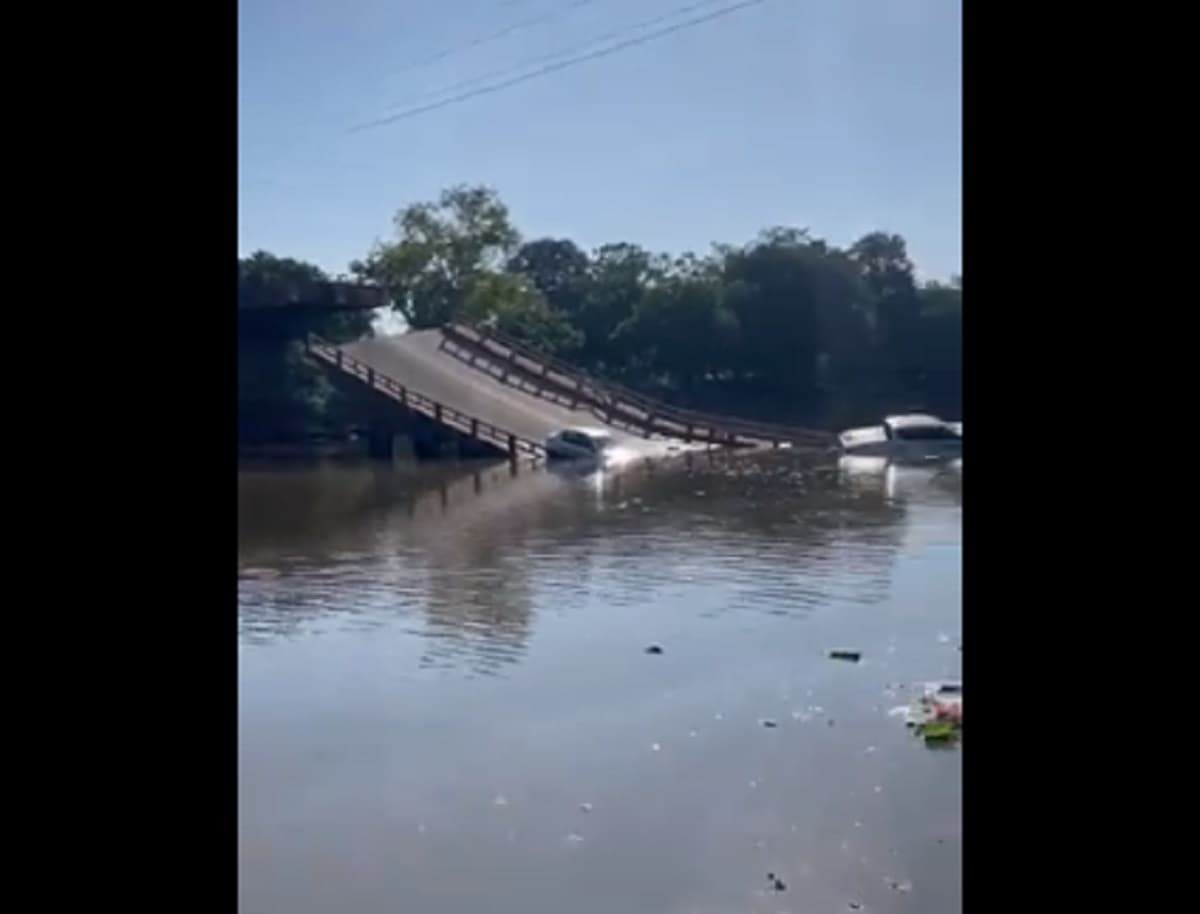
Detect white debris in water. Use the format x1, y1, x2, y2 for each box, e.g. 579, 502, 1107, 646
791, 709, 812, 722
714, 712, 725, 721
417, 823, 427, 834
865, 746, 877, 754
885, 877, 913, 894
650, 742, 662, 752
748, 779, 759, 789
688, 728, 699, 737
579, 802, 593, 813
874, 785, 883, 794
938, 632, 952, 644
564, 832, 585, 846
493, 794, 509, 807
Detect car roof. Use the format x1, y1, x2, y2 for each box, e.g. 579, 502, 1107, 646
563, 426, 613, 437
884, 413, 947, 429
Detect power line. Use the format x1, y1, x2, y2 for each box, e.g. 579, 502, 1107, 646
351, 0, 768, 133
395, 0, 601, 76
383, 0, 733, 113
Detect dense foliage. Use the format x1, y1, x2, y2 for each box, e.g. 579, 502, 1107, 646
353, 185, 960, 425
241, 184, 960, 441
237, 252, 372, 443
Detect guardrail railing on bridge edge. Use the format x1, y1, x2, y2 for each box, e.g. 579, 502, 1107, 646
305, 336, 547, 462
442, 322, 835, 450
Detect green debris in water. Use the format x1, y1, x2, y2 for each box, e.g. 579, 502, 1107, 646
917, 720, 957, 742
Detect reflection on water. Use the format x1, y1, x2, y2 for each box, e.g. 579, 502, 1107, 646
240, 454, 925, 670
239, 453, 961, 914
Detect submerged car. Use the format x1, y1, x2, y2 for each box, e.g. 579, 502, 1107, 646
545, 426, 615, 462
838, 413, 962, 462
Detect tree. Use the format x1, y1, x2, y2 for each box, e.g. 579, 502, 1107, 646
615, 267, 739, 391
352, 185, 520, 328
505, 238, 591, 316
461, 273, 581, 355
237, 251, 372, 442
573, 243, 661, 371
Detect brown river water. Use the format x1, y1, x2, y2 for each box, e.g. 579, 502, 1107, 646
238, 452, 962, 914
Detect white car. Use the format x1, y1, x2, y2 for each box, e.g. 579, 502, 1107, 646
545, 426, 615, 462
838, 413, 962, 462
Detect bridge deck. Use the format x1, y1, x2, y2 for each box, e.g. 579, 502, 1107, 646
311, 325, 834, 460
340, 331, 645, 448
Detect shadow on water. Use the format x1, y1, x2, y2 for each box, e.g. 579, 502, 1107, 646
237, 451, 939, 674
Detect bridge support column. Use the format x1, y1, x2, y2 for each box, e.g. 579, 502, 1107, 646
366, 424, 414, 462
366, 425, 394, 460
507, 435, 518, 463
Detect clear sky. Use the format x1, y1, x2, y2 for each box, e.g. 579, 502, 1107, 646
238, 0, 961, 280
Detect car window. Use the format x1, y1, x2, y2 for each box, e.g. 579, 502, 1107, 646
562, 431, 593, 449
893, 424, 959, 441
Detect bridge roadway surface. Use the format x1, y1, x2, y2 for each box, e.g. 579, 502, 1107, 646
340, 330, 688, 459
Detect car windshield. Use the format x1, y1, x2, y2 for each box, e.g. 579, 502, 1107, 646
892, 423, 960, 441
561, 431, 596, 449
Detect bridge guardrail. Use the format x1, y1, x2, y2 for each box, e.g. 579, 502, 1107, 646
306, 336, 546, 461
443, 322, 835, 449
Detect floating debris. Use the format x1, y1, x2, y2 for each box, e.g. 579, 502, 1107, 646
650, 742, 662, 752
919, 721, 957, 744
767, 872, 787, 892
937, 632, 952, 644
714, 712, 725, 721
829, 650, 862, 662
748, 779, 759, 789
865, 745, 877, 754
885, 877, 913, 894
848, 902, 863, 911
564, 832, 585, 846
579, 802, 593, 813
759, 718, 779, 729
493, 794, 509, 807
688, 728, 699, 737
644, 644, 664, 655
894, 682, 964, 746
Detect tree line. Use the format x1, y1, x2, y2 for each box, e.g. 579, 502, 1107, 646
239, 184, 960, 442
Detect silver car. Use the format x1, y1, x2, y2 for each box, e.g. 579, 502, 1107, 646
545, 426, 615, 462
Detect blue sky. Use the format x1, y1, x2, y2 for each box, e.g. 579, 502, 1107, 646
238, 0, 961, 280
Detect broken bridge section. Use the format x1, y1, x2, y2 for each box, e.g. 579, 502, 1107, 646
306, 324, 835, 461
